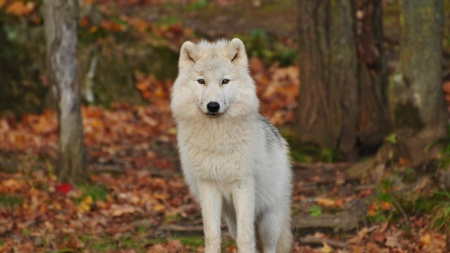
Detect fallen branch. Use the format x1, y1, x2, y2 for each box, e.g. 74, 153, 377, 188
293, 199, 368, 232
159, 224, 203, 233
293, 211, 359, 232
391, 196, 410, 226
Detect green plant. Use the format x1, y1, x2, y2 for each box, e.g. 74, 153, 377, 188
0, 194, 23, 212
92, 238, 117, 251
385, 133, 397, 144
308, 205, 322, 217
321, 149, 335, 163
178, 236, 204, 247
120, 236, 138, 248
22, 229, 30, 236
368, 210, 387, 222
403, 167, 416, 183
165, 214, 182, 221
437, 126, 450, 169
79, 184, 109, 202
380, 185, 450, 233
429, 191, 450, 232
188, 0, 207, 10
242, 29, 297, 67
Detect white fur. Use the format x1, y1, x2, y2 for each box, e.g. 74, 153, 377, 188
171, 38, 293, 253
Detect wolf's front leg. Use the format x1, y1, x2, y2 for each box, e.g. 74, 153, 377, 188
198, 181, 223, 253
232, 176, 256, 253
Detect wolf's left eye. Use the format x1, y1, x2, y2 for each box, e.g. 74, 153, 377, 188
222, 79, 230, 85
197, 79, 205, 84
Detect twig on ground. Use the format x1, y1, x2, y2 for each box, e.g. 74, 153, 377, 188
391, 196, 410, 226
160, 224, 203, 233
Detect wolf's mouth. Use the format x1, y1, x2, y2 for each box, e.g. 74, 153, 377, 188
206, 112, 221, 118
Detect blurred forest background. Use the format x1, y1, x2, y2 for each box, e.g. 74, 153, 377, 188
1, 0, 450, 252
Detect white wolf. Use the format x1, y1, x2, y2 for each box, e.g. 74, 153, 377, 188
171, 38, 293, 253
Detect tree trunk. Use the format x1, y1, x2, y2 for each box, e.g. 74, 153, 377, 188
44, 0, 88, 184
391, 0, 447, 167
296, 0, 354, 156
296, 0, 390, 159
354, 0, 392, 154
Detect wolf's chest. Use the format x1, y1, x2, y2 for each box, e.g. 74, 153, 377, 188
179, 126, 254, 182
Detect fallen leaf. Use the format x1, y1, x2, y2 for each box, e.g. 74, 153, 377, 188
111, 204, 136, 216
384, 231, 402, 248
381, 202, 391, 211
57, 184, 73, 194
372, 231, 386, 243
320, 242, 332, 253
420, 232, 446, 253
77, 195, 93, 213
6, 1, 36, 16
347, 227, 369, 244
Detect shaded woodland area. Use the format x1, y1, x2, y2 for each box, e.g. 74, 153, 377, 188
1, 0, 450, 252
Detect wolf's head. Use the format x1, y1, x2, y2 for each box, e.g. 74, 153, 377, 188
171, 38, 258, 122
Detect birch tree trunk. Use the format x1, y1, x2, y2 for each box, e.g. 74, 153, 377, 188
391, 0, 447, 166
44, 0, 88, 184
296, 0, 390, 160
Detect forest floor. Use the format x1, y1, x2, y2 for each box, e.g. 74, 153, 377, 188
1, 0, 450, 252
0, 58, 448, 252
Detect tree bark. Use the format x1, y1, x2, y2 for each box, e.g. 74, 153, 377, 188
354, 0, 392, 153
296, 0, 353, 155
296, 0, 390, 159
44, 0, 88, 184
391, 0, 447, 166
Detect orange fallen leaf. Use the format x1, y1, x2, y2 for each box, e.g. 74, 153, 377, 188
153, 204, 165, 212
6, 1, 36, 16
381, 202, 391, 211
316, 197, 336, 207
100, 20, 126, 32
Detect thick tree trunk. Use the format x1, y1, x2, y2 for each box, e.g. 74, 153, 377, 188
330, 0, 359, 159
296, 0, 354, 156
391, 0, 447, 166
296, 0, 390, 159
44, 0, 88, 184
354, 0, 392, 154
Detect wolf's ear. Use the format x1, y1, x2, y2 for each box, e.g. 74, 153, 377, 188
179, 41, 200, 69
226, 38, 248, 67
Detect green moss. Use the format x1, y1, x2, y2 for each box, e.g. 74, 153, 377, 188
0, 24, 50, 116
92, 240, 117, 251
0, 194, 23, 209
178, 236, 204, 247
281, 129, 340, 162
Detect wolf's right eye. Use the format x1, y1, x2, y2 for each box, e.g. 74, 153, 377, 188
197, 79, 205, 84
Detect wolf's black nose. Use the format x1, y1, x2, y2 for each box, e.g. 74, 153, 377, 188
207, 102, 220, 113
